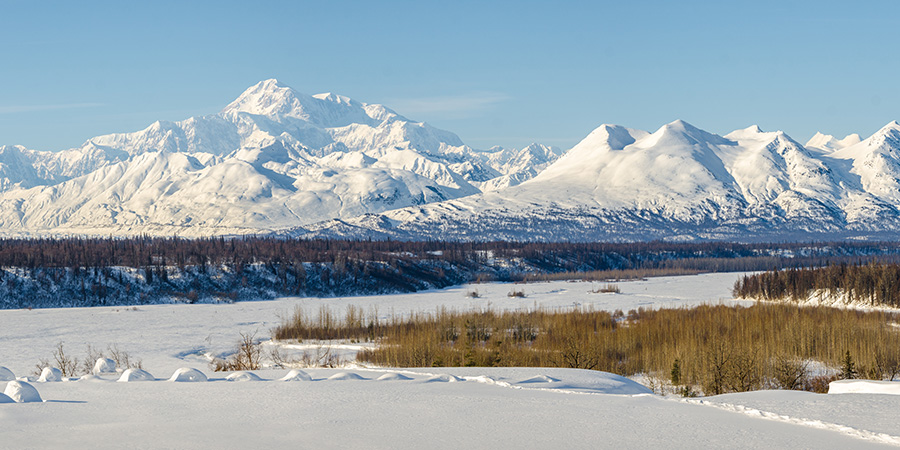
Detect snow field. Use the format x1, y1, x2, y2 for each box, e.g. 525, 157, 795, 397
5, 273, 900, 448
0, 273, 747, 377
2, 367, 897, 449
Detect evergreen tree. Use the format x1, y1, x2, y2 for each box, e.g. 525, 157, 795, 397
670, 358, 682, 385
841, 350, 857, 380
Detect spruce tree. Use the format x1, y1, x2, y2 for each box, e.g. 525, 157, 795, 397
841, 350, 857, 379
670, 358, 682, 385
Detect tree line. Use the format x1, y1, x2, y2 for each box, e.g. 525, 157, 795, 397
2, 236, 900, 271
4, 236, 900, 308
733, 262, 900, 307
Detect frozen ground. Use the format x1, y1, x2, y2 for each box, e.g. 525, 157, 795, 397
4, 272, 900, 448
0, 272, 748, 375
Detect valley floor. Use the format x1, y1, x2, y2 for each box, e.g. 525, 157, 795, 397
3, 273, 899, 448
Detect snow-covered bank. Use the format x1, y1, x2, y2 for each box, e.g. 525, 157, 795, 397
746, 289, 900, 313
706, 389, 900, 445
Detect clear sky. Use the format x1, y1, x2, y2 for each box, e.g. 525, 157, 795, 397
2, 0, 898, 152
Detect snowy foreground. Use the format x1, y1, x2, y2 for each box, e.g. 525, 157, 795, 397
3, 273, 900, 449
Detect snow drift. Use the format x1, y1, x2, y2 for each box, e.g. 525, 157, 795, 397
0, 366, 14, 382
118, 369, 155, 382
168, 368, 208, 382
38, 367, 63, 382
279, 369, 312, 381
828, 379, 900, 395
4, 380, 42, 403
93, 358, 117, 375
225, 371, 263, 382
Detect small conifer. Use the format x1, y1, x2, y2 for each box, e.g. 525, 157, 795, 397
841, 350, 857, 380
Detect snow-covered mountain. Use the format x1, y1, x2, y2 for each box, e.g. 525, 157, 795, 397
4, 80, 900, 241
294, 120, 900, 242
0, 79, 560, 236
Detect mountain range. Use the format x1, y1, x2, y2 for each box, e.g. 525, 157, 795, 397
2, 79, 899, 242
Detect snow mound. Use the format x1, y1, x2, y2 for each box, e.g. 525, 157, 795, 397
425, 374, 465, 383
327, 372, 367, 381
0, 392, 14, 403
226, 371, 262, 382
517, 375, 561, 384
0, 366, 14, 382
77, 374, 108, 382
117, 368, 155, 382
828, 379, 900, 395
376, 373, 413, 381
92, 358, 117, 375
168, 368, 208, 382
37, 367, 63, 382
4, 381, 42, 403
279, 369, 312, 381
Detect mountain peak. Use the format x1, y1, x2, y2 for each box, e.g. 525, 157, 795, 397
643, 119, 731, 147
312, 92, 361, 109
806, 131, 861, 152
725, 125, 766, 141
222, 79, 301, 117
878, 120, 900, 134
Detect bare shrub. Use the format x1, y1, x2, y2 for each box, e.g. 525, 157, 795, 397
52, 342, 78, 377
106, 344, 142, 370
806, 374, 840, 393
298, 344, 344, 368
32, 358, 50, 377
771, 356, 809, 390
591, 284, 620, 294
507, 289, 526, 298
211, 331, 261, 372
874, 346, 900, 381
81, 344, 104, 375
558, 335, 599, 370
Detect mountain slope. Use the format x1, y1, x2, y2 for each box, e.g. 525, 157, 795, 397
0, 80, 560, 236
295, 120, 900, 242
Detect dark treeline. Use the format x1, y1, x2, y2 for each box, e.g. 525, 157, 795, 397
733, 262, 900, 307
4, 237, 900, 309
2, 237, 900, 270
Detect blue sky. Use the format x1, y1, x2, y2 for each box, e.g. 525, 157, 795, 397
2, 0, 898, 151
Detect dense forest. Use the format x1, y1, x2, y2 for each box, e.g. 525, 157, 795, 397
4, 237, 900, 309
733, 262, 900, 307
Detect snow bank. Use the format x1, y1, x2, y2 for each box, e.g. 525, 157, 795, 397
376, 373, 413, 381
77, 374, 107, 382
828, 379, 900, 395
225, 371, 262, 382
0, 366, 15, 382
0, 392, 14, 403
37, 367, 63, 382
518, 375, 561, 384
92, 358, 117, 375
279, 369, 312, 381
4, 381, 42, 403
168, 368, 208, 382
118, 368, 155, 382
425, 374, 464, 383
402, 368, 654, 395
327, 372, 367, 381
